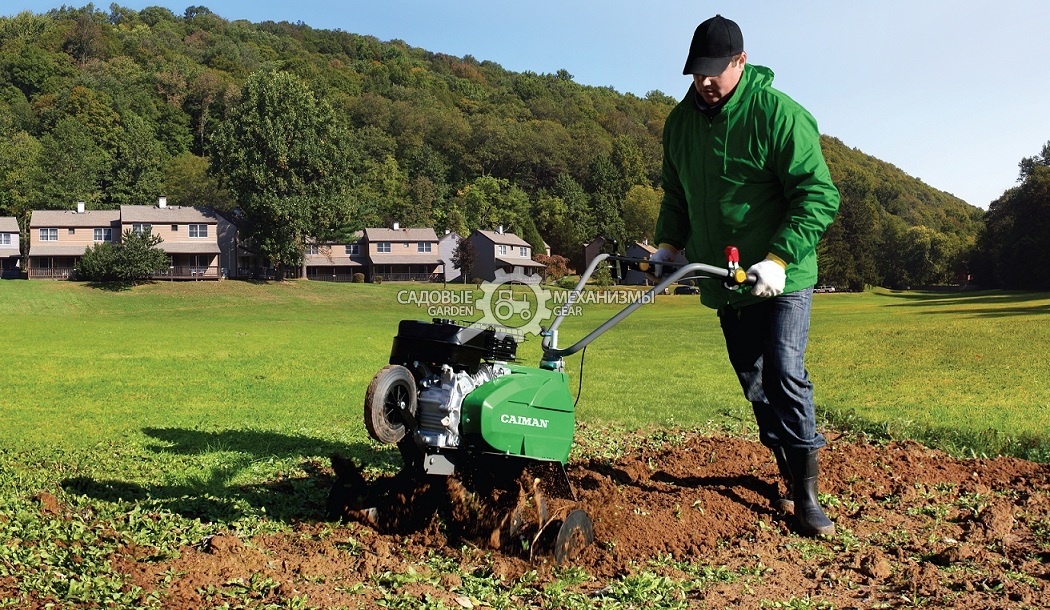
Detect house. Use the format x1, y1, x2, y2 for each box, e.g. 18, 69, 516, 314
0, 216, 20, 278
120, 198, 229, 280
364, 224, 441, 281
622, 241, 657, 285
467, 227, 545, 284
303, 232, 368, 281
438, 231, 463, 283
27, 203, 120, 279
582, 236, 607, 273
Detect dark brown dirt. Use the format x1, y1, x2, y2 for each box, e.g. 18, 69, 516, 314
109, 433, 1050, 607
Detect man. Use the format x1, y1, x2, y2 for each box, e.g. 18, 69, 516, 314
651, 15, 840, 536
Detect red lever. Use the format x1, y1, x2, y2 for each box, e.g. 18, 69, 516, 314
724, 246, 739, 265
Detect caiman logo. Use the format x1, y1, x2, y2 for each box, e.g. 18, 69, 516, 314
500, 413, 550, 428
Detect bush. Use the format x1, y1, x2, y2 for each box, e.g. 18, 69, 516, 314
76, 242, 119, 281
352, 273, 365, 283
75, 230, 168, 282
373, 275, 383, 284
535, 254, 573, 282
113, 229, 168, 281
592, 262, 614, 287
557, 276, 578, 290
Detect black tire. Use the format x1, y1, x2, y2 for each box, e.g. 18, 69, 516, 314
364, 364, 417, 444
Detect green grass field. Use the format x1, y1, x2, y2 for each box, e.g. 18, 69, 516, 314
3, 279, 1050, 606
3, 279, 1049, 457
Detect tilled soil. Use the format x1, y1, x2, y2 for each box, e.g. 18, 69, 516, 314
97, 433, 1050, 607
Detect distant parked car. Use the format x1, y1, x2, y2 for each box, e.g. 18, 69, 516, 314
674, 284, 700, 295
814, 285, 836, 293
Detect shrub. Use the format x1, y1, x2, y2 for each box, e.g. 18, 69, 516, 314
113, 229, 168, 281
535, 254, 573, 282
373, 275, 383, 284
352, 273, 365, 283
75, 230, 168, 282
557, 276, 578, 290
76, 242, 119, 281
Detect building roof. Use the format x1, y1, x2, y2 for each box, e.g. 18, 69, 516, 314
0, 217, 18, 233
474, 229, 531, 248
120, 205, 219, 224
629, 241, 657, 254
30, 209, 121, 228
157, 242, 221, 254
29, 244, 90, 257
364, 227, 438, 242
369, 254, 442, 265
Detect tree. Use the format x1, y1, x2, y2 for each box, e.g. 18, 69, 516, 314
76, 228, 168, 281
112, 228, 169, 281
451, 237, 477, 284
974, 165, 1050, 289
108, 113, 166, 206
587, 155, 627, 247
535, 253, 571, 282
209, 70, 358, 278
35, 117, 109, 209
162, 153, 232, 210
75, 241, 118, 281
621, 184, 661, 243
1018, 140, 1050, 182
535, 174, 593, 267
0, 129, 41, 222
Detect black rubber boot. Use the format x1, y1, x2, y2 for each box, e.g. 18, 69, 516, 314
771, 446, 794, 512
785, 449, 835, 536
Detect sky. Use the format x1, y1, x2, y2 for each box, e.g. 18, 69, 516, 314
11, 0, 1050, 209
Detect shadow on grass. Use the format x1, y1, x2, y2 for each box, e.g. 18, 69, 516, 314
61, 427, 396, 524
83, 280, 138, 292
879, 289, 1050, 317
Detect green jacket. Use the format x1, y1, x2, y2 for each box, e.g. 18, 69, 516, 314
655, 63, 840, 309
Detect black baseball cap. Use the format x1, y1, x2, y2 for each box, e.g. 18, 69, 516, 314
683, 15, 744, 76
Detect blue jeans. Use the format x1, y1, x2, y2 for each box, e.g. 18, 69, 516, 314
718, 288, 825, 452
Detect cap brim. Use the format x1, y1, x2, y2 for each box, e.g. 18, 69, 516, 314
683, 56, 733, 76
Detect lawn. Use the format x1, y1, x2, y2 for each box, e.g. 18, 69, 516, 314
3, 279, 1049, 459
2, 278, 1050, 607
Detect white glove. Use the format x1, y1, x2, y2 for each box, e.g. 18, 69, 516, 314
747, 259, 786, 298
648, 246, 678, 277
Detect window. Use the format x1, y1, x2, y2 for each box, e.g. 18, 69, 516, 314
68, 228, 75, 235
0, 234, 10, 245
188, 224, 208, 238
346, 244, 359, 255
377, 242, 391, 253
40, 228, 58, 241
171, 224, 179, 232
132, 223, 152, 235
519, 246, 528, 257
305, 244, 319, 255
498, 245, 508, 256
417, 242, 432, 253
93, 228, 112, 242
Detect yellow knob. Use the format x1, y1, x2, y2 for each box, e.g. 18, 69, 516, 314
733, 268, 748, 284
